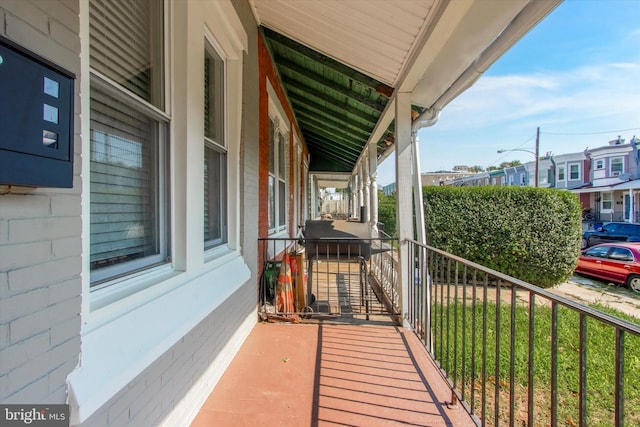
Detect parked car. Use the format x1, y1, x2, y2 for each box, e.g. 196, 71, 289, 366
581, 222, 640, 249
575, 242, 640, 292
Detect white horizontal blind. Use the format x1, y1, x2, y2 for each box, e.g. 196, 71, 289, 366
90, 87, 160, 274
89, 0, 163, 108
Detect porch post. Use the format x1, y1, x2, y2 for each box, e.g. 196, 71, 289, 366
358, 164, 364, 219
395, 92, 413, 327
369, 145, 379, 235
363, 155, 371, 224
351, 175, 357, 218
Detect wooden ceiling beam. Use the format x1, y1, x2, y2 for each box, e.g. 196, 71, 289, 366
287, 90, 378, 127
263, 27, 394, 98
292, 101, 372, 137
283, 76, 386, 114
276, 58, 388, 112
303, 132, 361, 159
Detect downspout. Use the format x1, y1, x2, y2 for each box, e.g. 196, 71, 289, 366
411, 108, 440, 246
411, 107, 440, 351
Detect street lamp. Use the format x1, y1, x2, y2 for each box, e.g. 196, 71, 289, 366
497, 127, 540, 187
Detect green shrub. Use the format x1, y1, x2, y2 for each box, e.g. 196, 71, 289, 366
424, 186, 582, 287
377, 191, 397, 237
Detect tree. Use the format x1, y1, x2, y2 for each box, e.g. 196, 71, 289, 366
499, 160, 522, 168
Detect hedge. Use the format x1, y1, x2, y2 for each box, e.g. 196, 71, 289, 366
423, 186, 582, 288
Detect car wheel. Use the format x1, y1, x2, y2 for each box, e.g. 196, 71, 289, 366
627, 275, 640, 293
580, 237, 588, 250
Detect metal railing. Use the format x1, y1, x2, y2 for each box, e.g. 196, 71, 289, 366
406, 239, 640, 427
258, 236, 398, 319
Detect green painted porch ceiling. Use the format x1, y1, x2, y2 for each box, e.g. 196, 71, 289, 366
262, 27, 412, 173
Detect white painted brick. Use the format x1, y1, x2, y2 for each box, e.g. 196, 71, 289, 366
9, 216, 80, 244
49, 18, 79, 52
52, 236, 81, 259
106, 407, 129, 427
0, 332, 49, 375
128, 383, 154, 420
107, 390, 132, 424
2, 375, 49, 403
130, 402, 162, 427
1, 0, 49, 35
49, 316, 80, 348
48, 384, 68, 403
57, 0, 80, 14
0, 241, 51, 271
0, 288, 49, 323
0, 374, 9, 398
8, 256, 80, 293
51, 195, 81, 217
5, 13, 78, 73
6, 352, 55, 395
0, 220, 7, 244
0, 194, 50, 219
0, 272, 8, 296
34, 0, 79, 32
47, 277, 80, 306
9, 295, 80, 343
0, 324, 8, 344
48, 359, 77, 394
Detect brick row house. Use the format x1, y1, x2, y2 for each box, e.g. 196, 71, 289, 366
447, 136, 640, 225
0, 0, 562, 425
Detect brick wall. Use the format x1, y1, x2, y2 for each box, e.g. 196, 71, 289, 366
0, 0, 82, 404
80, 282, 255, 427
256, 33, 307, 273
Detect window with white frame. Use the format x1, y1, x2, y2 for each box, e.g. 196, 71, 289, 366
558, 165, 565, 181
204, 41, 227, 249
611, 157, 624, 175
595, 159, 604, 169
89, 0, 169, 286
569, 163, 580, 180
601, 192, 613, 212
268, 116, 288, 233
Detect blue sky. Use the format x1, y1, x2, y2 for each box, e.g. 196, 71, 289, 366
377, 0, 640, 186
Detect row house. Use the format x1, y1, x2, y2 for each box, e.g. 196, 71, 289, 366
0, 0, 563, 426
573, 136, 640, 223
448, 137, 640, 226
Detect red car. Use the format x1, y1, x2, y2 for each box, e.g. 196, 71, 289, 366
575, 243, 640, 292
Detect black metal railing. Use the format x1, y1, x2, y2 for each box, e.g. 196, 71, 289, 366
258, 236, 398, 319
406, 239, 640, 427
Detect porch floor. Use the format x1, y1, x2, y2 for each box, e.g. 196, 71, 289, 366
191, 323, 475, 426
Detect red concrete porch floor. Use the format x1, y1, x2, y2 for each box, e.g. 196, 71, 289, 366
191, 323, 475, 427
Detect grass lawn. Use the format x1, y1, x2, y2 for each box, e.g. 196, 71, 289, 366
431, 299, 640, 426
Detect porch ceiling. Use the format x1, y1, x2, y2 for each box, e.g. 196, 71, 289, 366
251, 0, 562, 174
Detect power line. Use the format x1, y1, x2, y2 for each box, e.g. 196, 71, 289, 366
542, 127, 640, 136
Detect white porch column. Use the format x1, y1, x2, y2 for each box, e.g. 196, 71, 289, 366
358, 164, 364, 219
395, 92, 414, 326
369, 145, 379, 235
363, 154, 371, 224
351, 175, 357, 218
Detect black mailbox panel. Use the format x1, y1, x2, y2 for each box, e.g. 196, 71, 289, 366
0, 36, 75, 188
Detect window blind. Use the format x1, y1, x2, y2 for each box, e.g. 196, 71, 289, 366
90, 87, 160, 273
89, 0, 163, 108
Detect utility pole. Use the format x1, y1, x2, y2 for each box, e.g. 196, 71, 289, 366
535, 127, 540, 187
